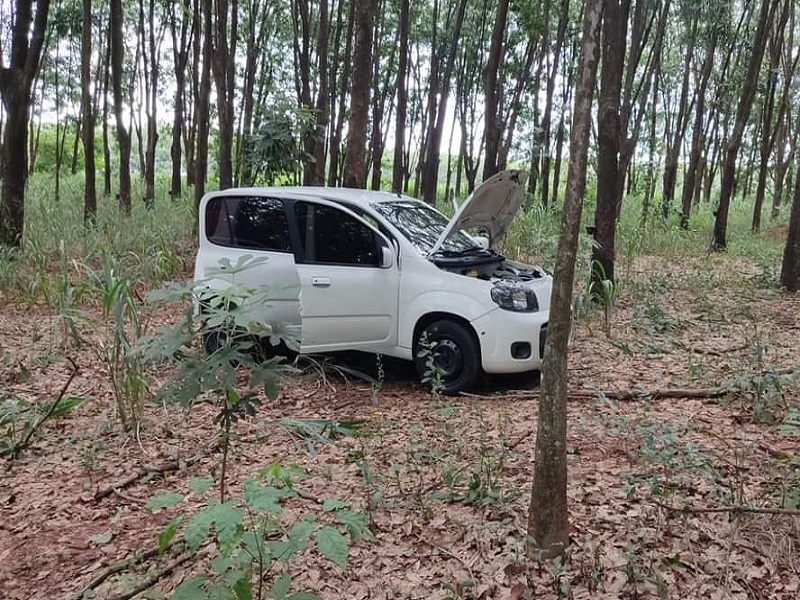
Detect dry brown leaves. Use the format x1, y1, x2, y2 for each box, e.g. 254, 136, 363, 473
1, 255, 798, 600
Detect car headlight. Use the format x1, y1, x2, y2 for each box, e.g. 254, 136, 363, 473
490, 282, 539, 312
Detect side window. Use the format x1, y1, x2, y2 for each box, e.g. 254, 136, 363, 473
206, 196, 291, 252
295, 202, 379, 266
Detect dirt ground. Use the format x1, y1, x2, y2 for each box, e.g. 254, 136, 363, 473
1, 254, 799, 600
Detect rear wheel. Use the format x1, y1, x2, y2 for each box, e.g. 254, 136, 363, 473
414, 320, 481, 394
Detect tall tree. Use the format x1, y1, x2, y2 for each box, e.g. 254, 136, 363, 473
391, 0, 410, 193
195, 0, 213, 205
168, 0, 193, 199
419, 0, 468, 203
482, 0, 510, 181
711, 0, 773, 250
81, 0, 96, 225
209, 0, 238, 189
0, 0, 51, 247
781, 168, 800, 292
109, 0, 131, 213
342, 0, 376, 188
528, 0, 603, 558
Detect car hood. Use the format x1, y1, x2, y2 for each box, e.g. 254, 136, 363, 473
428, 169, 529, 255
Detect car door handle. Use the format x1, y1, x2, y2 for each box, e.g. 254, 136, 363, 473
311, 277, 331, 287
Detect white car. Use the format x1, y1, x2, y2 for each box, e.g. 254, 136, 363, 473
193, 170, 552, 393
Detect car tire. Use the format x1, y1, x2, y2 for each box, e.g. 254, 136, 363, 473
414, 320, 481, 394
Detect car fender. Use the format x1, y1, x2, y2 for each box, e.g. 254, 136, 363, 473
398, 289, 494, 349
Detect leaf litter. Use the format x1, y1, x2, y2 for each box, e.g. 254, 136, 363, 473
0, 254, 798, 599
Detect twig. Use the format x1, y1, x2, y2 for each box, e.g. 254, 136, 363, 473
105, 552, 194, 600
93, 444, 214, 501
13, 357, 79, 455
652, 499, 800, 517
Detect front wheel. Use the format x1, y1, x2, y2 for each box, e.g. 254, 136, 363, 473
414, 320, 481, 394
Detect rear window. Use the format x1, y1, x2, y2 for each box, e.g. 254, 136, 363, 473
205, 196, 291, 252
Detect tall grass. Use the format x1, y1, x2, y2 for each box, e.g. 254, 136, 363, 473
3, 173, 196, 305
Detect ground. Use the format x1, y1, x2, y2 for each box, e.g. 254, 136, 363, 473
1, 253, 799, 600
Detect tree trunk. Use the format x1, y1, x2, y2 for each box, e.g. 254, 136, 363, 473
712, 0, 773, 250
309, 0, 330, 186
110, 0, 131, 214
420, 0, 468, 204
528, 0, 603, 559
391, 0, 410, 193
81, 0, 96, 226
210, 0, 237, 190
168, 0, 192, 199
482, 0, 509, 181
781, 165, 800, 292
591, 0, 631, 287
195, 0, 213, 206
343, 0, 376, 188
0, 0, 50, 247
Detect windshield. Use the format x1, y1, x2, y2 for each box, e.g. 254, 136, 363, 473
372, 200, 478, 255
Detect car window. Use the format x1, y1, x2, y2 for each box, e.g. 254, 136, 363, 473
206, 196, 291, 252
372, 200, 476, 255
295, 201, 379, 266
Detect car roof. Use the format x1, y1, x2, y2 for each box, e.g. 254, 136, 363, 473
202, 186, 414, 210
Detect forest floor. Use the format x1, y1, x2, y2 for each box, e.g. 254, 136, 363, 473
1, 252, 799, 600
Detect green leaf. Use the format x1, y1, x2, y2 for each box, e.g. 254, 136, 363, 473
233, 577, 253, 600
335, 510, 374, 541
184, 506, 216, 551
244, 481, 292, 515
271, 573, 291, 600
316, 526, 349, 570
146, 492, 184, 513
46, 395, 85, 418
171, 576, 207, 600
158, 515, 183, 554
189, 476, 216, 495
322, 499, 349, 512
210, 502, 244, 549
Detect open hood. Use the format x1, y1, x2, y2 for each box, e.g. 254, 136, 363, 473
428, 169, 529, 255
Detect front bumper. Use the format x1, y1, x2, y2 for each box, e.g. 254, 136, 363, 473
470, 308, 549, 374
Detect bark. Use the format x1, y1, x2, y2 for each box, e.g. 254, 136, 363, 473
210, 0, 238, 190
781, 165, 800, 292
391, 0, 410, 193
752, 0, 793, 232
195, 0, 213, 206
169, 0, 192, 199
110, 0, 131, 214
482, 0, 510, 181
327, 1, 354, 186
528, 0, 603, 559
591, 0, 630, 287
343, 0, 376, 188
309, 0, 330, 186
420, 0, 468, 204
81, 0, 96, 225
139, 0, 162, 207
680, 30, 716, 229
0, 0, 51, 247
712, 0, 774, 250
661, 17, 696, 219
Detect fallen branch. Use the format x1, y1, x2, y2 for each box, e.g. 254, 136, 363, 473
462, 386, 730, 402
652, 499, 800, 517
105, 552, 193, 600
93, 444, 213, 501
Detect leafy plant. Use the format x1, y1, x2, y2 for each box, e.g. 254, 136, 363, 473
141, 255, 293, 501
417, 332, 444, 397
150, 466, 373, 600
0, 359, 83, 458
86, 253, 149, 429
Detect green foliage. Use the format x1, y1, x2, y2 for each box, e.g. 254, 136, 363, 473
417, 332, 444, 397
86, 253, 148, 429
154, 468, 371, 600
141, 255, 291, 500
246, 105, 320, 185
0, 369, 84, 458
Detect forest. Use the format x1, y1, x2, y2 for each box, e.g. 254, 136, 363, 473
0, 0, 799, 599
